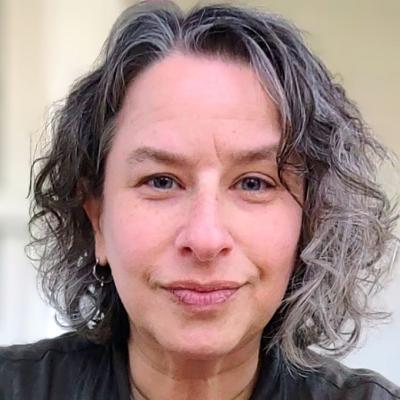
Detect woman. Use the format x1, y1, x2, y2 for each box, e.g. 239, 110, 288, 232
1, 1, 399, 399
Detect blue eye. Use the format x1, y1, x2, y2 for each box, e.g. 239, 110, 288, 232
146, 175, 176, 190
238, 177, 271, 191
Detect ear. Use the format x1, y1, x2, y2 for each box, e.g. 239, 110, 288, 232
83, 196, 107, 265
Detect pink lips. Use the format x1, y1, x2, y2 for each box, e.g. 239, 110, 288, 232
163, 281, 241, 307
169, 288, 237, 306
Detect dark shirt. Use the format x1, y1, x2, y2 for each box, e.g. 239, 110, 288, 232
0, 332, 399, 399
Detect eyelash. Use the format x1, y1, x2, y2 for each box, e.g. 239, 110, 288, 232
142, 175, 182, 190
140, 174, 275, 192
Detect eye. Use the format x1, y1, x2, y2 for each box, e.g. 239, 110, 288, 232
236, 176, 274, 191
142, 175, 180, 190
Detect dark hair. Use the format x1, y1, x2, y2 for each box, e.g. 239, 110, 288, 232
29, 0, 399, 370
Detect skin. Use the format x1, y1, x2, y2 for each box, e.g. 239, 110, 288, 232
85, 53, 303, 400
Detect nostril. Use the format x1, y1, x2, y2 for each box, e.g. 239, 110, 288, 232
174, 199, 233, 262
176, 228, 233, 263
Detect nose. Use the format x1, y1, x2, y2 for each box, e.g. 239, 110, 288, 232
175, 193, 234, 263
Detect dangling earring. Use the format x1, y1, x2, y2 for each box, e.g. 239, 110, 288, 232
88, 259, 113, 329
92, 258, 113, 287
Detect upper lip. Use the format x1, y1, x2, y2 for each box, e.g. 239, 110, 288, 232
162, 280, 243, 292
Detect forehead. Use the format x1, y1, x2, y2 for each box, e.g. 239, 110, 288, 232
116, 52, 280, 135
109, 53, 282, 167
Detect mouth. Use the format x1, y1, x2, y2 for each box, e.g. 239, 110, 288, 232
162, 281, 243, 308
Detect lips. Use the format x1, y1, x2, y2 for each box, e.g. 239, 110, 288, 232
169, 288, 238, 305
162, 281, 242, 307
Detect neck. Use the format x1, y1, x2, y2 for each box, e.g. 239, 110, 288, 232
128, 329, 261, 400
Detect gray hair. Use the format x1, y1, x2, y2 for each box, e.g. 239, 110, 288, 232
29, 0, 399, 371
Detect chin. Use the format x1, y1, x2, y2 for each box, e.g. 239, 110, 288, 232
158, 328, 244, 360
171, 343, 234, 360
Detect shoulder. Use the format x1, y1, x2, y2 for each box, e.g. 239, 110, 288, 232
300, 356, 400, 399
0, 332, 114, 400
255, 346, 400, 400
0, 331, 103, 362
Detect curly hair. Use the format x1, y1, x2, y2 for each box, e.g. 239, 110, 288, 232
29, 1, 399, 370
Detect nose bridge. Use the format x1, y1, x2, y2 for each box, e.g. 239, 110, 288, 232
176, 183, 233, 262
189, 171, 223, 226
192, 187, 219, 225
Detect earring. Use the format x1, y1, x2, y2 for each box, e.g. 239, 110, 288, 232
92, 258, 113, 287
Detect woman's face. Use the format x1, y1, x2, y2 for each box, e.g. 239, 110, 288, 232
87, 53, 303, 358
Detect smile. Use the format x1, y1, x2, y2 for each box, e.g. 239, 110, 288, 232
168, 288, 238, 306
162, 280, 243, 309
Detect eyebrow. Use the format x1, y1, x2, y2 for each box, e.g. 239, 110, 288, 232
126, 144, 279, 168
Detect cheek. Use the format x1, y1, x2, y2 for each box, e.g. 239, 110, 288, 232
237, 201, 302, 318
246, 208, 301, 321
102, 202, 166, 269
239, 204, 301, 272
100, 203, 173, 313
